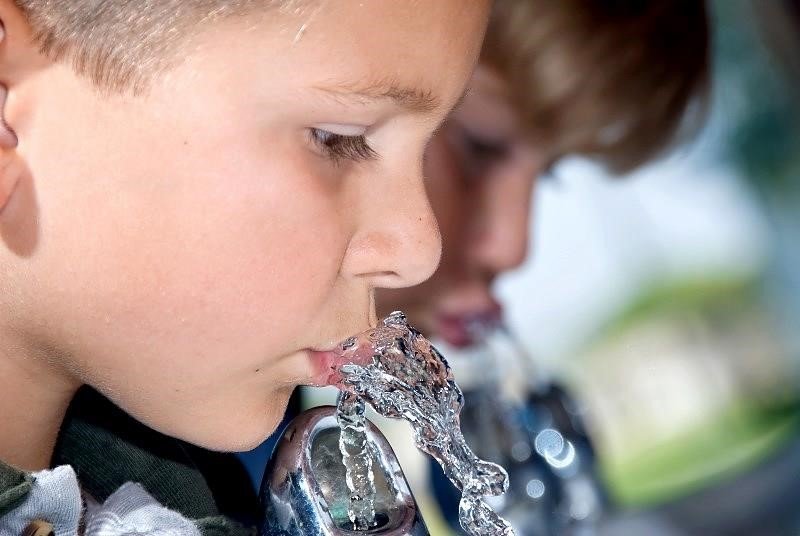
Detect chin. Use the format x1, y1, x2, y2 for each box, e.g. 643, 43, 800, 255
186, 413, 285, 452
170, 395, 291, 453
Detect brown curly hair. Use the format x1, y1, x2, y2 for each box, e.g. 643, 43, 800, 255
482, 0, 710, 173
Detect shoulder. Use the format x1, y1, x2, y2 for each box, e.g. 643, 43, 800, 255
0, 464, 231, 536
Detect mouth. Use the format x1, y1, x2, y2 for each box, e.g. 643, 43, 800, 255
304, 303, 379, 386
306, 348, 339, 386
303, 312, 388, 387
306, 342, 374, 387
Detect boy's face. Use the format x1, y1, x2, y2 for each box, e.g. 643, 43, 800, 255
378, 65, 548, 346
4, 1, 489, 450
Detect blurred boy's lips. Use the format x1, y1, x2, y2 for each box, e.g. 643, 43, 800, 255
435, 301, 503, 348
436, 317, 473, 348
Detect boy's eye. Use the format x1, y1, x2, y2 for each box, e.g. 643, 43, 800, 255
309, 128, 378, 164
539, 158, 561, 183
461, 131, 510, 162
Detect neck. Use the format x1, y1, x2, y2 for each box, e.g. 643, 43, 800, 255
0, 329, 80, 471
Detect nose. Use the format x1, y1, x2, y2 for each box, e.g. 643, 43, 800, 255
341, 165, 442, 289
470, 159, 539, 275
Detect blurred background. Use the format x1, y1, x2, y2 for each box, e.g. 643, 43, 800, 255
496, 0, 800, 533
307, 1, 800, 534
501, 0, 800, 520
372, 2, 794, 535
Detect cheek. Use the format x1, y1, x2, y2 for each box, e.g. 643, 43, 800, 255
38, 135, 348, 381
129, 170, 344, 350
425, 139, 484, 276
424, 138, 469, 245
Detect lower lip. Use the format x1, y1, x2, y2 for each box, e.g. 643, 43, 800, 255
308, 350, 339, 387
307, 338, 378, 386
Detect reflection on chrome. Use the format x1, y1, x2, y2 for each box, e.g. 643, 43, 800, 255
535, 428, 578, 471
259, 406, 429, 536
525, 479, 546, 499
446, 322, 608, 535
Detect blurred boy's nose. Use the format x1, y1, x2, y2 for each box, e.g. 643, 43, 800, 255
341, 168, 442, 290
470, 158, 539, 275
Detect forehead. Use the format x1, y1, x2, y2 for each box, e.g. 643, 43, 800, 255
456, 66, 519, 134
199, 1, 488, 106
144, 2, 490, 133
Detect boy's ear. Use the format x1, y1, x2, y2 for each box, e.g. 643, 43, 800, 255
0, 1, 45, 211
0, 84, 19, 212
0, 21, 18, 211
0, 82, 19, 211
0, 20, 17, 210
0, 0, 44, 82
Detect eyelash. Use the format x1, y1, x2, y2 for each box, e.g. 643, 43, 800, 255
309, 128, 378, 164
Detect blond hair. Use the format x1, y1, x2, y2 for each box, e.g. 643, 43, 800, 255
482, 0, 710, 173
13, 1, 291, 94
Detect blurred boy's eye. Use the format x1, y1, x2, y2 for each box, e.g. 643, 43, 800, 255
309, 128, 378, 164
461, 131, 510, 162
539, 158, 560, 183
448, 127, 511, 183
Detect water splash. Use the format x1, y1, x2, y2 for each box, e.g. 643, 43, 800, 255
331, 311, 515, 536
336, 391, 377, 530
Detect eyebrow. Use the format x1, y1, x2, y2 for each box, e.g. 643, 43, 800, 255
313, 78, 442, 114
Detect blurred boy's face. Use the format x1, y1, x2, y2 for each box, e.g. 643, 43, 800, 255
379, 66, 547, 346
2, 1, 489, 450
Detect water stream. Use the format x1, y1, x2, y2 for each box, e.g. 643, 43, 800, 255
330, 311, 515, 536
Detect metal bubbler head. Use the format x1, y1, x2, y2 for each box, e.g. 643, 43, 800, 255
259, 406, 429, 536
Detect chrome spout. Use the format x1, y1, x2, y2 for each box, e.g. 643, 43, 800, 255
259, 406, 429, 536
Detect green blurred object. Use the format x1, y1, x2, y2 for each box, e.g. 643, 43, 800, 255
574, 273, 798, 507
603, 399, 800, 507
597, 275, 762, 345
